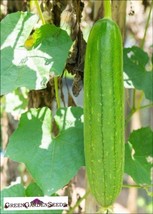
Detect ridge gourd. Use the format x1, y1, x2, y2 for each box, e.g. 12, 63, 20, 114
84, 18, 124, 208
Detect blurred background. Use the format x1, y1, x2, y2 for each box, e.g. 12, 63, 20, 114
0, 0, 153, 213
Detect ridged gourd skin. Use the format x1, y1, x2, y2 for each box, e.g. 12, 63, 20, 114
84, 18, 124, 208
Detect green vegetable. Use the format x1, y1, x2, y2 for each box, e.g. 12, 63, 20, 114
84, 18, 124, 209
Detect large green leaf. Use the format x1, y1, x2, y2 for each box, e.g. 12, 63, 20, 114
125, 127, 153, 184
123, 46, 153, 101
0, 184, 62, 214
5, 107, 84, 195
0, 12, 38, 95
0, 12, 72, 95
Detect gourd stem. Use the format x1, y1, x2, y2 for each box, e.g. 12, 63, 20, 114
129, 9, 153, 124
138, 103, 153, 110
67, 190, 90, 214
135, 2, 153, 110
140, 1, 153, 49
132, 89, 136, 110
123, 184, 152, 189
34, 0, 46, 25
34, 0, 61, 109
125, 103, 153, 125
132, 2, 152, 114
103, 0, 112, 19
97, 206, 113, 214
54, 77, 61, 109
137, 92, 144, 109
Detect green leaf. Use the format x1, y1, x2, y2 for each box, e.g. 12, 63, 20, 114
0, 184, 25, 213
5, 107, 84, 195
0, 12, 39, 95
32, 24, 72, 75
0, 184, 62, 214
25, 183, 44, 197
54, 106, 83, 131
1, 184, 25, 198
0, 12, 72, 95
125, 127, 153, 184
123, 46, 153, 101
4, 88, 28, 115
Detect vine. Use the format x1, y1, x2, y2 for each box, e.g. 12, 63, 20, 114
125, 2, 153, 125
34, 0, 61, 109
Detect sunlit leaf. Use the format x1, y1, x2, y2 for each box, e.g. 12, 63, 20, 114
0, 12, 72, 95
123, 46, 153, 101
125, 127, 153, 184
5, 107, 84, 195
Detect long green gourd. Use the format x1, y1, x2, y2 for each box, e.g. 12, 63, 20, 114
84, 5, 124, 210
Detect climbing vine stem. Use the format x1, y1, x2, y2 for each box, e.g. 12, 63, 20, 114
67, 190, 90, 214
127, 2, 153, 124
34, 0, 46, 25
125, 103, 153, 125
54, 77, 61, 109
34, 0, 61, 108
140, 1, 153, 49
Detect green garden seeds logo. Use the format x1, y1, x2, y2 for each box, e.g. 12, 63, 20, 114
4, 197, 68, 211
